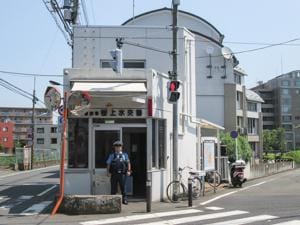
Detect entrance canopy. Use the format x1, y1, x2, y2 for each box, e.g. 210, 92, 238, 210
71, 82, 147, 93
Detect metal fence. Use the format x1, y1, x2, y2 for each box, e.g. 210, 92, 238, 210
216, 156, 229, 181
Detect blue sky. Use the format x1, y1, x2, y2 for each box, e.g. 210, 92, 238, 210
0, 0, 300, 108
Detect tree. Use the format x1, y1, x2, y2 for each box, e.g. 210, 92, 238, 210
220, 132, 252, 163
263, 128, 286, 154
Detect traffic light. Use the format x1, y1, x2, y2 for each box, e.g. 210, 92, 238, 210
110, 48, 123, 74
167, 80, 180, 103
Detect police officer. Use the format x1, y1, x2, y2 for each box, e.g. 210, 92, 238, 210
106, 140, 131, 205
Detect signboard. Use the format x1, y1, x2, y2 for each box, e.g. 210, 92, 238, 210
58, 105, 64, 116
44, 86, 61, 111
230, 130, 238, 139
203, 140, 215, 171
82, 108, 146, 118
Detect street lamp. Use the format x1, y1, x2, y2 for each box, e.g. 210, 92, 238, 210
49, 80, 68, 216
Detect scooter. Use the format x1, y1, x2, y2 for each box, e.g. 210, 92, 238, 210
230, 160, 247, 188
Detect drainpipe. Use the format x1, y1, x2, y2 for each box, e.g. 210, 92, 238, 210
51, 91, 67, 216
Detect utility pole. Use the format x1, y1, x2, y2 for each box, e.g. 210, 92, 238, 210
172, 0, 179, 197
31, 76, 36, 170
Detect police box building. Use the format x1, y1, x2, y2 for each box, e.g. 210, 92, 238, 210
63, 8, 224, 202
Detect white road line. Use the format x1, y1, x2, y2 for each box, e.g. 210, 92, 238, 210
272, 221, 300, 225
205, 206, 224, 211
0, 165, 59, 179
201, 179, 273, 206
0, 195, 33, 210
200, 191, 238, 206
80, 209, 202, 225
205, 215, 278, 225
37, 185, 57, 197
20, 201, 52, 216
139, 210, 248, 225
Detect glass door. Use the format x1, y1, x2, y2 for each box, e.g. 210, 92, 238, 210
93, 126, 121, 195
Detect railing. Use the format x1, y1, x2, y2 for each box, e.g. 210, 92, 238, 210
215, 156, 229, 181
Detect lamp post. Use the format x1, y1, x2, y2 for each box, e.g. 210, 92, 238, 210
49, 80, 68, 216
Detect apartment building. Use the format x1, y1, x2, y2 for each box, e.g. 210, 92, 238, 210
0, 107, 52, 146
224, 68, 264, 157
34, 124, 61, 151
0, 120, 14, 153
252, 70, 300, 150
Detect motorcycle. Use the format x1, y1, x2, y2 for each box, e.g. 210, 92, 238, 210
230, 160, 247, 188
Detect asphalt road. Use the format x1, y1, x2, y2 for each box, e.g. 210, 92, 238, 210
0, 166, 299, 225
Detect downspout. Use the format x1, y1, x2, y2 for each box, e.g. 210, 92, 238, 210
51, 91, 67, 216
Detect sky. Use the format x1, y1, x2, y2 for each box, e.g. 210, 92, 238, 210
0, 0, 300, 108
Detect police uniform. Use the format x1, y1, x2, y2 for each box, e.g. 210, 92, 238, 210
106, 141, 130, 204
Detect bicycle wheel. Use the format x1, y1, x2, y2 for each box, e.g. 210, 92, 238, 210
192, 177, 203, 199
206, 171, 222, 187
166, 181, 186, 202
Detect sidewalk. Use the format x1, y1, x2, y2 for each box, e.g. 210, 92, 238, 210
120, 185, 227, 215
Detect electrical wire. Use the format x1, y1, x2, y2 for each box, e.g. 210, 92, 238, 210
81, 0, 89, 25
0, 70, 63, 77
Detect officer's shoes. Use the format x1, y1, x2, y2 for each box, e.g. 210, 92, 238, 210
122, 200, 128, 205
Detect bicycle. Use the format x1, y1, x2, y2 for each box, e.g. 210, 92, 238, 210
166, 166, 204, 202
205, 170, 222, 188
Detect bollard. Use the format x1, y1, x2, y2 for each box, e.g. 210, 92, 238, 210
146, 179, 151, 212
188, 178, 193, 207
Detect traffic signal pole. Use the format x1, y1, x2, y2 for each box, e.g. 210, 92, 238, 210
172, 0, 179, 197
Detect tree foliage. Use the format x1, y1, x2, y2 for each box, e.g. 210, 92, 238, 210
220, 132, 252, 163
263, 128, 286, 154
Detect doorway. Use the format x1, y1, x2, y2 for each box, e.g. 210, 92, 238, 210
93, 125, 146, 197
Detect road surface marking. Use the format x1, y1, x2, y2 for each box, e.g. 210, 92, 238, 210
20, 201, 52, 216
205, 215, 278, 225
205, 206, 224, 211
37, 185, 57, 197
201, 179, 273, 206
139, 210, 248, 225
273, 221, 300, 225
200, 191, 238, 205
0, 195, 33, 210
80, 209, 202, 225
0, 165, 59, 179
242, 181, 266, 190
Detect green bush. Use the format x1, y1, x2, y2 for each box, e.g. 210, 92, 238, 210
263, 153, 275, 161
283, 150, 300, 163
0, 155, 16, 167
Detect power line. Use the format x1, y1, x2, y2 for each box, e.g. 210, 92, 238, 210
0, 70, 63, 77
81, 0, 89, 25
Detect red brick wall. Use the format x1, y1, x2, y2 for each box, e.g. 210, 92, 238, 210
0, 121, 14, 152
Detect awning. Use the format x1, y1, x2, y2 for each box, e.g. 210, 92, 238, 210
71, 82, 147, 93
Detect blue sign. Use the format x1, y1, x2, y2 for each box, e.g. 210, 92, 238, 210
230, 131, 238, 139
58, 116, 64, 125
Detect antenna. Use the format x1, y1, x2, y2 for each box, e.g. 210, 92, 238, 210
132, 0, 135, 23
221, 46, 233, 60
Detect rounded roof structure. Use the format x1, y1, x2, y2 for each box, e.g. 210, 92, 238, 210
122, 7, 224, 45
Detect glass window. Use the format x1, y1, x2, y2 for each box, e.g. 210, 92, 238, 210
3, 137, 8, 142
51, 138, 57, 144
282, 89, 289, 95
37, 138, 44, 144
285, 133, 293, 140
247, 102, 257, 112
101, 60, 145, 69
152, 119, 166, 169
37, 128, 44, 133
234, 74, 242, 84
295, 80, 300, 87
2, 127, 8, 132
281, 80, 290, 87
282, 124, 293, 131
282, 105, 291, 113
282, 115, 292, 122
247, 118, 257, 134
68, 118, 89, 168
51, 127, 57, 133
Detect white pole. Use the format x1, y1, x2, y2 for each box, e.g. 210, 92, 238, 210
235, 138, 238, 161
